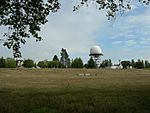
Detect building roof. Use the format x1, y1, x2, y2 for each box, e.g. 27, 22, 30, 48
89, 45, 103, 56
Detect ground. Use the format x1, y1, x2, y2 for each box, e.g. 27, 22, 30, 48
0, 68, 150, 113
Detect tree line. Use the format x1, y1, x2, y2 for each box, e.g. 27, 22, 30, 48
0, 57, 84, 68
0, 57, 150, 69
1, 56, 150, 69
0, 48, 150, 69
0, 48, 89, 68
99, 59, 150, 69
121, 59, 150, 69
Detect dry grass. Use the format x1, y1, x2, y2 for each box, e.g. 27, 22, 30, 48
0, 68, 150, 89
0, 68, 150, 113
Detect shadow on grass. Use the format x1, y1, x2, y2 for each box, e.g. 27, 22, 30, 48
0, 87, 150, 113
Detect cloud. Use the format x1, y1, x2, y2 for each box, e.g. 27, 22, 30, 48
18, 2, 108, 62
112, 41, 123, 45
125, 40, 137, 47
0, 1, 150, 63
140, 37, 150, 45
112, 40, 137, 47
110, 7, 150, 46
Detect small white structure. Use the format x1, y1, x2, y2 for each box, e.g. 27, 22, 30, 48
15, 58, 24, 67
89, 45, 103, 68
111, 64, 123, 69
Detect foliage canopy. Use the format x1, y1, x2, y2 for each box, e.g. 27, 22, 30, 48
87, 57, 96, 68
71, 57, 84, 68
60, 48, 70, 68
0, 57, 6, 68
23, 59, 35, 68
0, 0, 60, 57
5, 57, 17, 68
0, 0, 149, 57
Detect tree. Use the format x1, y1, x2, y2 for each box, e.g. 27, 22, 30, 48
37, 61, 45, 68
121, 60, 131, 69
5, 57, 16, 68
0, 57, 6, 68
100, 60, 106, 68
87, 57, 96, 68
60, 48, 70, 68
108, 59, 112, 66
1, 0, 149, 57
71, 57, 84, 68
53, 55, 59, 61
37, 60, 48, 68
145, 60, 150, 68
74, 0, 149, 20
23, 59, 35, 68
46, 61, 55, 68
77, 57, 84, 68
0, 0, 60, 57
53, 60, 60, 68
100, 59, 112, 68
135, 59, 144, 69
131, 59, 135, 68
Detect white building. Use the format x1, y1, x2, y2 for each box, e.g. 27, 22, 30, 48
89, 45, 103, 68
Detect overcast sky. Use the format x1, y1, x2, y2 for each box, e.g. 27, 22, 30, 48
0, 0, 150, 63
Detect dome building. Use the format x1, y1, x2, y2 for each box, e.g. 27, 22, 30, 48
89, 45, 103, 68
89, 46, 103, 57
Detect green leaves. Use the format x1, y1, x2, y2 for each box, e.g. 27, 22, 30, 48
71, 58, 84, 68
74, 0, 150, 20
0, 0, 60, 58
1, 0, 149, 58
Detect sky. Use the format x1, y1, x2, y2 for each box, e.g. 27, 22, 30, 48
0, 0, 150, 64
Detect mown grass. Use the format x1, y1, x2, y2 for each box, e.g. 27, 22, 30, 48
0, 68, 150, 113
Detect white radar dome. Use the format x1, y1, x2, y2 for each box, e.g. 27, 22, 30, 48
89, 45, 103, 56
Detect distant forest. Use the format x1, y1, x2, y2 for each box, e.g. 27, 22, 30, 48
0, 56, 150, 69
1, 48, 150, 69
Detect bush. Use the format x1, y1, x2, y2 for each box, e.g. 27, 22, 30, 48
135, 60, 144, 69
47, 61, 60, 68
23, 59, 35, 68
5, 58, 16, 68
87, 57, 96, 68
37, 60, 48, 68
0, 57, 6, 68
71, 58, 83, 68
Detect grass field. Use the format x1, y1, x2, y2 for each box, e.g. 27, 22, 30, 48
0, 68, 150, 113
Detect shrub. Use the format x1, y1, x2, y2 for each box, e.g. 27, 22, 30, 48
5, 58, 16, 68
0, 57, 6, 68
23, 59, 35, 68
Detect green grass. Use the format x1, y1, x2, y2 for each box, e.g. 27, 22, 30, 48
0, 69, 150, 113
